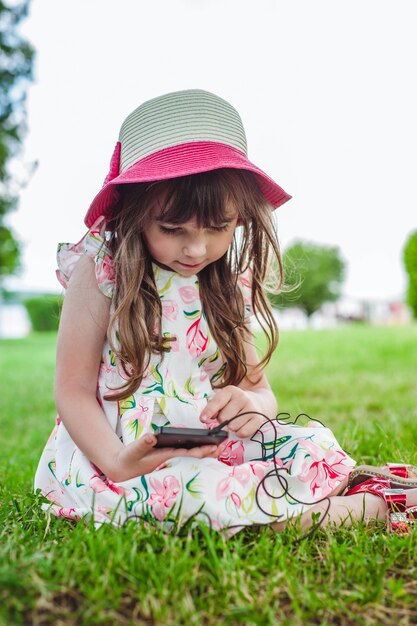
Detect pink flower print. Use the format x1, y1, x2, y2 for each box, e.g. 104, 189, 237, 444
249, 460, 276, 480
106, 479, 126, 495
90, 473, 125, 495
216, 466, 247, 500
298, 450, 351, 497
148, 475, 180, 521
216, 461, 270, 501
123, 402, 151, 439
232, 465, 252, 486
161, 299, 179, 321
138, 399, 150, 414
186, 317, 208, 358
200, 348, 223, 376
178, 285, 199, 304
57, 507, 78, 519
216, 476, 234, 500
98, 255, 116, 283
218, 440, 245, 466
231, 492, 241, 508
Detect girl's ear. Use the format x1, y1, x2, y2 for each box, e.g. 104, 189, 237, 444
236, 216, 243, 226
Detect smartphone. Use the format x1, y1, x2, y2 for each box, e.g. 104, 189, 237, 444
154, 426, 228, 449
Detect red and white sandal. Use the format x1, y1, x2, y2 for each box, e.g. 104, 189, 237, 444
345, 465, 417, 534
347, 464, 417, 491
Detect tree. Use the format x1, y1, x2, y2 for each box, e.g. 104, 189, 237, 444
0, 0, 34, 280
403, 230, 417, 319
273, 240, 346, 318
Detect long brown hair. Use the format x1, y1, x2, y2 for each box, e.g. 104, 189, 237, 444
104, 169, 283, 401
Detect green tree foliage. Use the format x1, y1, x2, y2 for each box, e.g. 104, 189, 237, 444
24, 294, 63, 331
403, 230, 417, 319
273, 240, 346, 317
0, 0, 34, 279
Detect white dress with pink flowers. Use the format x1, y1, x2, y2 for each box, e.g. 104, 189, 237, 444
34, 218, 356, 533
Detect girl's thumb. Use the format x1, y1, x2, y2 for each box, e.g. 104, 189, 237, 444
142, 434, 156, 447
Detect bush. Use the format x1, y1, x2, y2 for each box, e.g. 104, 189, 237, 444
404, 230, 417, 320
24, 294, 63, 331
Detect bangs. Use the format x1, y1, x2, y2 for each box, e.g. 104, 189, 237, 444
114, 168, 268, 232
153, 169, 250, 227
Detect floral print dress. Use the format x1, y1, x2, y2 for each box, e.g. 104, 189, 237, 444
34, 218, 356, 533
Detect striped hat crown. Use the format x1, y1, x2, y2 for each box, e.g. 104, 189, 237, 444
118, 89, 248, 172
84, 88, 291, 227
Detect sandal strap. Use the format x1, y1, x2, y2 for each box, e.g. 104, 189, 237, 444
384, 489, 408, 533
345, 476, 390, 498
386, 463, 417, 478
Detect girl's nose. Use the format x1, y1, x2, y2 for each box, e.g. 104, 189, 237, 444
183, 233, 207, 258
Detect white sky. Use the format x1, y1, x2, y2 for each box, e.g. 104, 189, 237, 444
6, 0, 417, 301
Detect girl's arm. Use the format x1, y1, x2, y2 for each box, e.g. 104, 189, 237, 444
56, 255, 218, 482
200, 327, 277, 438
55, 254, 118, 474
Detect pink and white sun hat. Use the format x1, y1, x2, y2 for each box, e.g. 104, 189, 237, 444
84, 89, 291, 228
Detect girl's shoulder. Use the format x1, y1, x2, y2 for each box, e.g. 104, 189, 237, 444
56, 217, 115, 298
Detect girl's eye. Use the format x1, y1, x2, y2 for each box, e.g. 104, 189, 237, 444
209, 225, 229, 232
159, 224, 229, 235
159, 226, 180, 235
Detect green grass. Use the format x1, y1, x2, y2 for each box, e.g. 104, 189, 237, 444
1, 325, 417, 626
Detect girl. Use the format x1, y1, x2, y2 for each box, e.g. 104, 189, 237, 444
35, 89, 417, 535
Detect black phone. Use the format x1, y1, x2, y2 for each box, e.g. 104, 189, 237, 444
154, 426, 228, 449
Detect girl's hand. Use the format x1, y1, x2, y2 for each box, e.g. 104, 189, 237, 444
109, 434, 219, 483
199, 386, 267, 439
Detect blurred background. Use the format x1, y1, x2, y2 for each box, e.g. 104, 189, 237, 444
1, 0, 416, 337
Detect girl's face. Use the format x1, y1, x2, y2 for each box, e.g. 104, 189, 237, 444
142, 204, 239, 276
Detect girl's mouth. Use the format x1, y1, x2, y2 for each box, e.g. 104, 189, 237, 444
178, 261, 204, 269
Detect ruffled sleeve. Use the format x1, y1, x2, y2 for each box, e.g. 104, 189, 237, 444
56, 217, 115, 298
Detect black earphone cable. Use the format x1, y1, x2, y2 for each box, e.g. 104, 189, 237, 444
122, 410, 339, 544
209, 410, 334, 542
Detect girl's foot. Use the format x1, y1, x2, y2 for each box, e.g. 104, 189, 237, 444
346, 476, 417, 534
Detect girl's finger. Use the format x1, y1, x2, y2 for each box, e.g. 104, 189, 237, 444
226, 413, 253, 433
216, 398, 248, 427
142, 434, 157, 447
129, 434, 157, 458
171, 445, 218, 458
234, 415, 266, 439
200, 388, 233, 422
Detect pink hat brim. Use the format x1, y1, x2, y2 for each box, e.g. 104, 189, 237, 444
84, 141, 291, 228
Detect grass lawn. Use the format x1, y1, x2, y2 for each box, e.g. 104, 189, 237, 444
1, 325, 417, 626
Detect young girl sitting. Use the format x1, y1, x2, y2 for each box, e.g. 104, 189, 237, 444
35, 89, 417, 535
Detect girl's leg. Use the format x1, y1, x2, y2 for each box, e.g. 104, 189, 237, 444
273, 488, 417, 532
